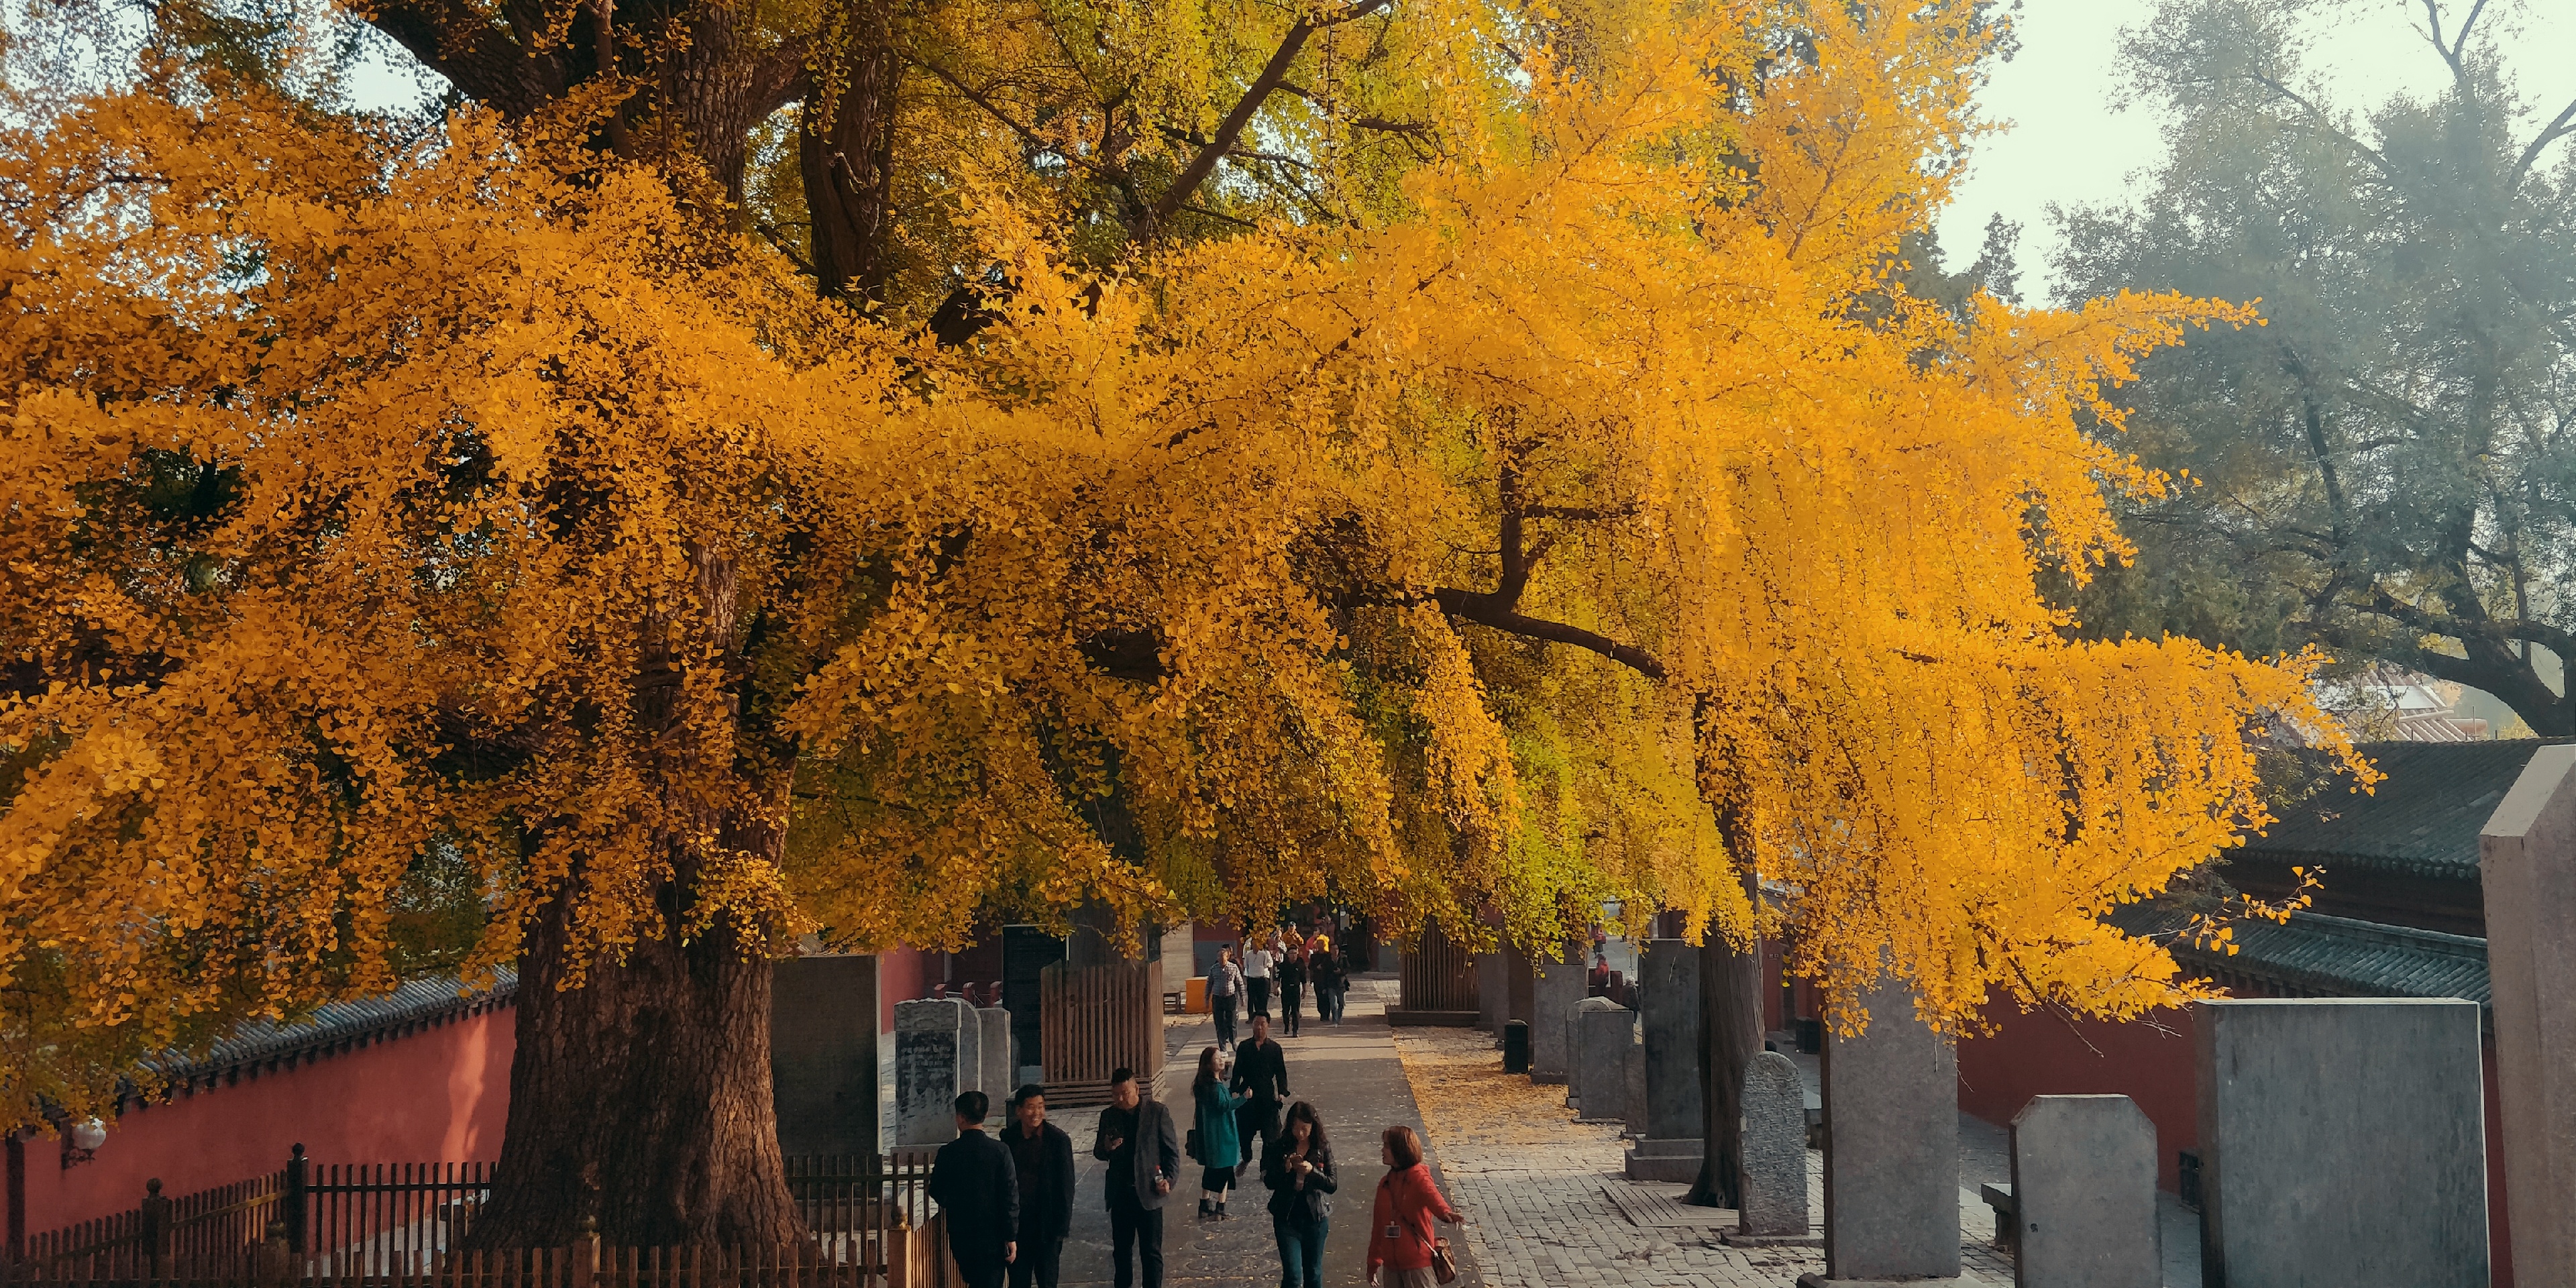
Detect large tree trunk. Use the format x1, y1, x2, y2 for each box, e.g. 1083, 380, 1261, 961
798, 0, 901, 303
470, 549, 803, 1249
470, 880, 801, 1248
1685, 922, 1765, 1208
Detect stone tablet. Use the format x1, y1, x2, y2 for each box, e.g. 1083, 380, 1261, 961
2008, 1095, 2155, 1288
1570, 997, 1634, 1122
977, 1007, 1012, 1116
954, 997, 982, 1097
771, 953, 882, 1155
2196, 998, 2486, 1287
1638, 939, 1704, 1140
894, 998, 971, 1146
1739, 1051, 1808, 1237
2481, 743, 2576, 1288
1530, 960, 1585, 1085
1818, 979, 1957, 1281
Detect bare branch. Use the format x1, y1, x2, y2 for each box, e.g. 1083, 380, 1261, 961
2514, 96, 2576, 181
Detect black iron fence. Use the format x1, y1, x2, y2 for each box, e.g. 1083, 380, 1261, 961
5, 1149, 945, 1288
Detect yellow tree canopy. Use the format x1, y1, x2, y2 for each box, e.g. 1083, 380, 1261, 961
2, 0, 2362, 1114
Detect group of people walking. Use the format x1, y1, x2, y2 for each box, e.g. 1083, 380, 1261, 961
1209, 925, 1348, 1048
930, 935, 1463, 1288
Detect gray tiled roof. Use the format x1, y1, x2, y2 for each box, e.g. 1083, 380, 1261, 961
2245, 739, 2572, 880
141, 971, 517, 1087
2111, 904, 2488, 1008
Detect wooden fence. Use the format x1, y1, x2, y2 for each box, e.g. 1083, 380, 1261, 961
1037, 960, 1159, 1104
1394, 920, 1479, 1018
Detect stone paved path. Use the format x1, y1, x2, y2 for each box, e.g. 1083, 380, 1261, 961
1384, 991, 2020, 1288
1057, 977, 1482, 1287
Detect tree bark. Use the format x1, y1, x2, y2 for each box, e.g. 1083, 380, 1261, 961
798, 0, 901, 303
468, 547, 803, 1249
1685, 918, 1765, 1208
468, 876, 801, 1248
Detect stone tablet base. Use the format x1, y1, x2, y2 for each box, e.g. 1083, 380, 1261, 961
1623, 1138, 1704, 1183
1796, 1275, 1998, 1287
1385, 1008, 1480, 1026
1723, 1232, 1822, 1248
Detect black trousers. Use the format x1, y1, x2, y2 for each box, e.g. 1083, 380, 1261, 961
1248, 977, 1271, 1017
1108, 1193, 1165, 1288
1278, 984, 1302, 1034
951, 1244, 1007, 1288
1235, 1097, 1280, 1167
1005, 1234, 1061, 1288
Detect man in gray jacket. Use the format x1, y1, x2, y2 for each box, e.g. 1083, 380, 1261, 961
1091, 1067, 1181, 1288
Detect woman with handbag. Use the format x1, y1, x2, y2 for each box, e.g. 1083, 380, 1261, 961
1364, 1125, 1462, 1287
1261, 1101, 1337, 1288
1191, 1046, 1247, 1220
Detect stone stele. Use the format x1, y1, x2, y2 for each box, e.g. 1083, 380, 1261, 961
1529, 959, 1586, 1085
1811, 979, 1957, 1283
2008, 1094, 2157, 1288
771, 953, 882, 1156
894, 997, 971, 1146
953, 996, 982, 1099
1570, 997, 1635, 1122
1739, 1050, 1809, 1238
977, 1006, 1012, 1117
2196, 998, 2487, 1288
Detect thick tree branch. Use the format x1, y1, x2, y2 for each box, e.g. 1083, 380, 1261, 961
1142, 0, 1391, 238
1434, 592, 1669, 680
1425, 450, 1666, 680
2514, 96, 2576, 180
2416, 0, 2487, 84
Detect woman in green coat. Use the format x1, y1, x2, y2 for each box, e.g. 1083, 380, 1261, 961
1193, 1046, 1247, 1220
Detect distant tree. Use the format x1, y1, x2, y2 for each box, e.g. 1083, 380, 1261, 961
2055, 0, 2576, 731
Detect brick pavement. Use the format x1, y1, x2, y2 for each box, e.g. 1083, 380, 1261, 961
1379, 981, 2016, 1287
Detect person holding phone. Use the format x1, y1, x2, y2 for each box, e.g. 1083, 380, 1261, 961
1262, 1102, 1338, 1288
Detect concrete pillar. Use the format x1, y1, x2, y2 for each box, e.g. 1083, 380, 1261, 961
1813, 978, 1957, 1283
1530, 959, 1585, 1085
2483, 742, 2576, 1287
2008, 1095, 2157, 1288
2195, 998, 2486, 1287
771, 953, 881, 1155
894, 997, 972, 1145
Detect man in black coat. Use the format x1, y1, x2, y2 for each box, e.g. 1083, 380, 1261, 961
1230, 1014, 1291, 1159
927, 1091, 1018, 1288
1002, 1085, 1075, 1288
1091, 1067, 1181, 1288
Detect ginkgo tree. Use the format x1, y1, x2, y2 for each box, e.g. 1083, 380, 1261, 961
1, 0, 2363, 1245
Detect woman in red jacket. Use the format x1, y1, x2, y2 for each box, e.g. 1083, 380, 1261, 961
1365, 1124, 1462, 1287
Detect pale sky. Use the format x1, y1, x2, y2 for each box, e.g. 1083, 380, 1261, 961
339, 0, 2573, 295
1933, 0, 2576, 305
